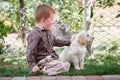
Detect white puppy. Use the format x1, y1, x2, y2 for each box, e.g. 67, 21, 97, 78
59, 31, 93, 70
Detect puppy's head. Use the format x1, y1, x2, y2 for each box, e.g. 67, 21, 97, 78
78, 31, 94, 45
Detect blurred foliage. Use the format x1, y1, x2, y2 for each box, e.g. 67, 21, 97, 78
0, 49, 27, 67
0, 0, 84, 33
0, 21, 12, 39
0, 0, 117, 34
116, 13, 120, 18
95, 0, 115, 8
0, 44, 4, 54
0, 0, 19, 32
24, 0, 84, 33
0, 20, 13, 54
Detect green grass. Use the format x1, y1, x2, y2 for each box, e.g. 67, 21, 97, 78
0, 67, 30, 77
59, 64, 120, 76
0, 63, 120, 77
0, 49, 120, 76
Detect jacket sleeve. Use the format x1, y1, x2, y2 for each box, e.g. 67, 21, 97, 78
27, 33, 40, 69
53, 36, 71, 47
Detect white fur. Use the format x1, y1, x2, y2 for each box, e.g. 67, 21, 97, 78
59, 31, 93, 70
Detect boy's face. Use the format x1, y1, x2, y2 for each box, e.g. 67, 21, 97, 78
43, 14, 55, 30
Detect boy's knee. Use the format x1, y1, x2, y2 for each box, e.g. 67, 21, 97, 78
63, 61, 70, 71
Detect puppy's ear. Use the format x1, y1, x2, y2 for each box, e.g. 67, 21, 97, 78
78, 35, 86, 45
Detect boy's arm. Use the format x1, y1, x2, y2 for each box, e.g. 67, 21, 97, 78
27, 33, 40, 69
53, 36, 71, 47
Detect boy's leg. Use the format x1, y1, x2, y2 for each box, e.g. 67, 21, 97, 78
40, 59, 70, 76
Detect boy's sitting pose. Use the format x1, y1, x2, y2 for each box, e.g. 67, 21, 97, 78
27, 4, 71, 76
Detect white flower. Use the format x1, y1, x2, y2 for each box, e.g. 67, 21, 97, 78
12, 62, 18, 65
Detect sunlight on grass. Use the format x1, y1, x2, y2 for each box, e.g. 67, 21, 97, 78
0, 47, 120, 76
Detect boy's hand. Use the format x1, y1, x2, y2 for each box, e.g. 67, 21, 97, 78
70, 37, 74, 42
32, 66, 40, 73
70, 35, 75, 42
70, 38, 73, 42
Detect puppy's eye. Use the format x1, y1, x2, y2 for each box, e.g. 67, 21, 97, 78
87, 34, 89, 37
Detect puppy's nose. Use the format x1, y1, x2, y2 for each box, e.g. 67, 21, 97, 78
92, 37, 94, 39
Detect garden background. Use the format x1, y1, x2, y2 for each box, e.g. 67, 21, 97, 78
0, 0, 120, 76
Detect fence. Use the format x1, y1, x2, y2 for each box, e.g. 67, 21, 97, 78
90, 1, 120, 55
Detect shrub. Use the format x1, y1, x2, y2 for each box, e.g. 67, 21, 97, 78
0, 20, 12, 54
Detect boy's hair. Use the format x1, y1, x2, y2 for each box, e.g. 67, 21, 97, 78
34, 4, 55, 23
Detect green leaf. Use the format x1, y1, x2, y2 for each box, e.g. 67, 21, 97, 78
116, 14, 120, 18
117, 3, 120, 6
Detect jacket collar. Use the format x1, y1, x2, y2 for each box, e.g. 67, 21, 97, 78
33, 26, 49, 32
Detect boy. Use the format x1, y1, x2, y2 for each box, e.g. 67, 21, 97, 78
27, 4, 71, 75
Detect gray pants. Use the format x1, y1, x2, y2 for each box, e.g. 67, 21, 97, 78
38, 55, 70, 75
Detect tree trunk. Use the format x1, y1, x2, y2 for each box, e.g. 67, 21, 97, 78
83, 0, 94, 58
19, 0, 26, 47
83, 0, 92, 31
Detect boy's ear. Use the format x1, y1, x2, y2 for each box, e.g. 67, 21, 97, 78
40, 18, 45, 22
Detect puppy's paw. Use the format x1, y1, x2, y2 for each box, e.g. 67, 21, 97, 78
81, 67, 84, 69
75, 66, 80, 70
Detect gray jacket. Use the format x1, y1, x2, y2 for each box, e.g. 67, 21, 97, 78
27, 27, 70, 69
